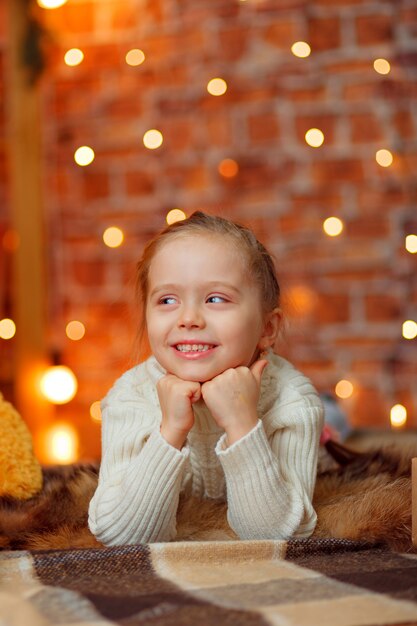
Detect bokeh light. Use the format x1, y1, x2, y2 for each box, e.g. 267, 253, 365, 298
74, 146, 95, 166
323, 217, 344, 237
37, 0, 68, 8
375, 149, 393, 167
0, 318, 16, 340
291, 41, 311, 58
207, 78, 228, 96
126, 49, 146, 66
40, 366, 78, 404
402, 320, 417, 340
305, 128, 324, 147
218, 158, 239, 178
335, 379, 354, 399
90, 401, 102, 423
143, 129, 163, 150
373, 58, 391, 75
390, 404, 407, 428
44, 423, 78, 464
66, 320, 86, 341
166, 209, 187, 225
405, 234, 417, 253
64, 48, 84, 67
103, 226, 124, 248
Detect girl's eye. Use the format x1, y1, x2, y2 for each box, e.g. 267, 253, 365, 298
207, 295, 227, 304
159, 296, 177, 305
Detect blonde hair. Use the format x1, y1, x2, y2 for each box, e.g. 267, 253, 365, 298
135, 211, 280, 356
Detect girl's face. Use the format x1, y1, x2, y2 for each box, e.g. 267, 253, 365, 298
145, 234, 278, 382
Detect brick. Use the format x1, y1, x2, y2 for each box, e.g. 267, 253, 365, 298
356, 14, 393, 45
262, 20, 298, 50
346, 217, 390, 238
350, 113, 383, 143
248, 111, 280, 143
125, 171, 155, 196
219, 27, 249, 60
41, 1, 95, 34
315, 293, 350, 324
393, 110, 415, 139
72, 260, 106, 288
82, 169, 110, 201
365, 294, 402, 322
350, 387, 388, 428
308, 17, 341, 52
161, 118, 194, 152
312, 159, 364, 184
356, 185, 407, 213
286, 85, 328, 102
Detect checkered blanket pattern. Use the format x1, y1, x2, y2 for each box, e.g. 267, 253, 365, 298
1, 539, 417, 626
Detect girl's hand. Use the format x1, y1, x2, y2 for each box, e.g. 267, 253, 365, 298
157, 375, 201, 449
201, 360, 268, 445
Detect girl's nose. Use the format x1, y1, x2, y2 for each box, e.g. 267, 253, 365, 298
177, 305, 205, 329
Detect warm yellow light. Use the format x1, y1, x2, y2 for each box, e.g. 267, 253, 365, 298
126, 49, 146, 66
66, 320, 86, 341
323, 216, 344, 237
305, 128, 324, 147
45, 423, 78, 464
291, 41, 311, 58
166, 209, 187, 225
390, 404, 407, 428
402, 320, 417, 340
335, 379, 354, 399
218, 158, 239, 178
143, 129, 163, 150
207, 78, 228, 96
64, 48, 84, 67
90, 401, 102, 422
40, 366, 78, 404
373, 58, 391, 75
375, 149, 393, 167
0, 318, 16, 340
37, 0, 68, 8
74, 146, 95, 166
405, 234, 417, 254
103, 226, 124, 248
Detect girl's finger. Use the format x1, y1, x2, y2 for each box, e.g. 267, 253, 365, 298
249, 359, 268, 386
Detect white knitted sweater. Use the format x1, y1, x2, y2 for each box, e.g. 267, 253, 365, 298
88, 351, 323, 545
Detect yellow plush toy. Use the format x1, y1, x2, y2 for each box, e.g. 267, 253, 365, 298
0, 392, 43, 499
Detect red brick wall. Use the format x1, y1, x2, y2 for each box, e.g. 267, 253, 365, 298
1, 0, 417, 459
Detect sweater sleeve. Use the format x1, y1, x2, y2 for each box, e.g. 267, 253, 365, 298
215, 404, 323, 540
88, 385, 189, 545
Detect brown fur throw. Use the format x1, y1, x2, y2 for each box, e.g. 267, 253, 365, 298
0, 442, 415, 552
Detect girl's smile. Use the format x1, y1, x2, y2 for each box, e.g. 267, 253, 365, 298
145, 234, 276, 382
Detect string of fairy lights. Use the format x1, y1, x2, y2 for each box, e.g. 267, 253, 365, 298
1, 0, 417, 461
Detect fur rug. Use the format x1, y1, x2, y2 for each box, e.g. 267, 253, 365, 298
1, 442, 415, 552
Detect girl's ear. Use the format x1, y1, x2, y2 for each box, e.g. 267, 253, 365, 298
258, 307, 282, 351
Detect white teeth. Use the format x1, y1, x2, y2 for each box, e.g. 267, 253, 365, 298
176, 344, 214, 352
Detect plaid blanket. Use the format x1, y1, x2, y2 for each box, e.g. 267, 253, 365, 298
1, 539, 417, 626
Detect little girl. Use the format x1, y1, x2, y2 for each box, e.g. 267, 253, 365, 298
88, 212, 324, 545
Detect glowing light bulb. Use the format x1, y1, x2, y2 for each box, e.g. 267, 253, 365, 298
74, 146, 95, 166
207, 78, 228, 96
166, 209, 187, 225
402, 320, 417, 340
405, 234, 417, 253
103, 226, 124, 248
373, 58, 391, 75
66, 320, 86, 341
143, 129, 163, 150
218, 158, 239, 178
64, 48, 84, 66
291, 41, 311, 58
126, 49, 146, 66
323, 217, 344, 237
390, 404, 407, 428
0, 318, 16, 340
40, 365, 78, 404
90, 401, 102, 422
37, 0, 68, 8
305, 128, 324, 147
45, 423, 78, 464
335, 379, 354, 399
375, 149, 393, 167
